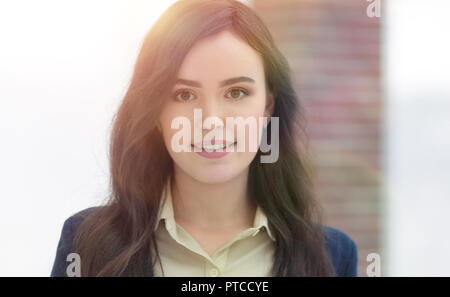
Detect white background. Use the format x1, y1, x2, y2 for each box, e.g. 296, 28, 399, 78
0, 0, 177, 276
384, 0, 450, 276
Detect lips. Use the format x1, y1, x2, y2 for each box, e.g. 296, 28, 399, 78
192, 139, 236, 151
191, 140, 236, 159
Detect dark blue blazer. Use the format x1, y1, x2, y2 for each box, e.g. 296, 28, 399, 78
51, 207, 358, 277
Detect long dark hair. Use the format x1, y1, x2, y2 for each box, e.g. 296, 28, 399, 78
74, 0, 335, 276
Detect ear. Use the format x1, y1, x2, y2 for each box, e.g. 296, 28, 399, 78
264, 91, 275, 124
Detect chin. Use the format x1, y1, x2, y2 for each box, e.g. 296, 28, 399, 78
190, 165, 242, 185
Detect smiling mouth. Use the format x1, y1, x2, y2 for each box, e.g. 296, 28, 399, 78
191, 140, 236, 159
191, 142, 236, 151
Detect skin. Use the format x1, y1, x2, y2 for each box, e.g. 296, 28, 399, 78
158, 30, 274, 256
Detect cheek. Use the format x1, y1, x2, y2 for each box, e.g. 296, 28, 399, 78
232, 100, 268, 150
159, 106, 194, 152
159, 115, 174, 151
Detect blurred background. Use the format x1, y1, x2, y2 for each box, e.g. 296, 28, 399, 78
0, 0, 449, 276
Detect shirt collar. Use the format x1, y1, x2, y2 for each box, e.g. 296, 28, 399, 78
154, 177, 276, 242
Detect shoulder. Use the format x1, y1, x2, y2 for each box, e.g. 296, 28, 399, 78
59, 206, 102, 241
50, 206, 102, 277
64, 206, 100, 230
321, 225, 358, 277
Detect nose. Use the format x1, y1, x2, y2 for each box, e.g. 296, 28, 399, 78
202, 96, 222, 119
196, 96, 225, 131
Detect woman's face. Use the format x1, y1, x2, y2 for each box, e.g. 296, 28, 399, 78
159, 30, 273, 184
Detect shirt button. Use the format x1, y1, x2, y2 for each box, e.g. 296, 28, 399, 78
209, 268, 219, 277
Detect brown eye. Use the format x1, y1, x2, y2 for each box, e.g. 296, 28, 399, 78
174, 90, 196, 102
225, 88, 248, 100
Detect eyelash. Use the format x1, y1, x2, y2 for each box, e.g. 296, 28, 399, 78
172, 88, 250, 102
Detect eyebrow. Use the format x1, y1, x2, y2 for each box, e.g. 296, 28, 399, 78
174, 76, 255, 88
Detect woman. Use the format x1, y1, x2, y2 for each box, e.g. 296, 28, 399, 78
51, 0, 357, 277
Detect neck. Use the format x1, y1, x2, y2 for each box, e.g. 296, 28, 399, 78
171, 167, 256, 231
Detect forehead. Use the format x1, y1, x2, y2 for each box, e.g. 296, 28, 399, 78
176, 30, 264, 84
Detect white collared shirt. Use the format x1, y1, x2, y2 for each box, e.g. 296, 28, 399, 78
152, 178, 276, 277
